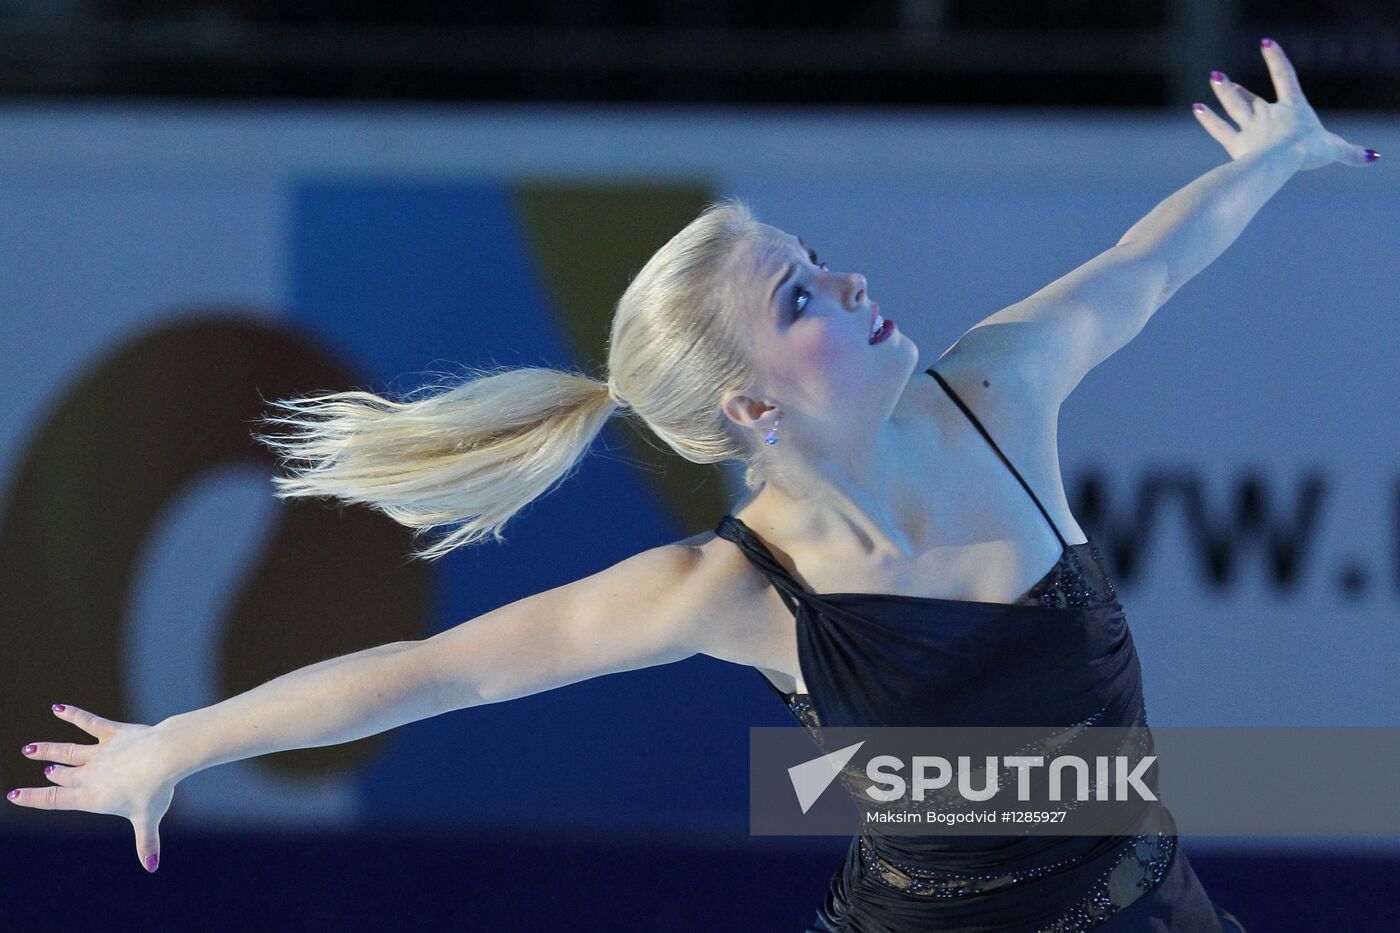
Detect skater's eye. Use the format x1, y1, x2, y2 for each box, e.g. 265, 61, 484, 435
793, 286, 810, 317
791, 251, 828, 319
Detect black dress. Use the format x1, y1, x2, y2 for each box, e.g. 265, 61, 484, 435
714, 367, 1246, 933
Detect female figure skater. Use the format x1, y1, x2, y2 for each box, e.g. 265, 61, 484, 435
9, 40, 1377, 931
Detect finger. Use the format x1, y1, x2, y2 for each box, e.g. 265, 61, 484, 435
1209, 71, 1253, 126
21, 740, 97, 766
42, 763, 78, 786
1341, 144, 1383, 168
55, 704, 120, 741
132, 817, 162, 873
1260, 38, 1304, 104
1192, 102, 1240, 151
6, 784, 81, 810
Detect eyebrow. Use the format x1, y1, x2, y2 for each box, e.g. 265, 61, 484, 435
769, 262, 797, 314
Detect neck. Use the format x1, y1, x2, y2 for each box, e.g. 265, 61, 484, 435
738, 409, 942, 561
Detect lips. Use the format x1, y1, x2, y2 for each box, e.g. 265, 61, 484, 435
868, 301, 895, 344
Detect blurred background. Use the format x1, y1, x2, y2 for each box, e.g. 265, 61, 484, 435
2, 2, 1397, 931
2, 0, 1399, 108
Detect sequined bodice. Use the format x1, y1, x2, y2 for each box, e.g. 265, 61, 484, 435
1019, 539, 1118, 609
712, 367, 1180, 933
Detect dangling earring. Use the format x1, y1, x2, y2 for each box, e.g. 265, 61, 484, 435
764, 411, 783, 446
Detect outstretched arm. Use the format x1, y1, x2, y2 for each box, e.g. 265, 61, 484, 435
951, 39, 1378, 406
153, 543, 710, 769
416, 542, 709, 709
9, 541, 714, 873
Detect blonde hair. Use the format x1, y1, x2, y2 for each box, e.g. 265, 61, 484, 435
254, 196, 777, 561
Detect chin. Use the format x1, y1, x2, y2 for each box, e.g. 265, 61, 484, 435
890, 335, 920, 371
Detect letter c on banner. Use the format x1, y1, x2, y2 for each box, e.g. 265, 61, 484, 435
0, 312, 431, 802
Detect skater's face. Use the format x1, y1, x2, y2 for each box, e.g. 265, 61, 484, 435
721, 225, 917, 449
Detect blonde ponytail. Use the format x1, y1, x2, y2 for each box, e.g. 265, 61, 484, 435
255, 196, 777, 561
252, 365, 620, 562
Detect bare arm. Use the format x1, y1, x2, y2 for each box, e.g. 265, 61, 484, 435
154, 640, 438, 781
1116, 143, 1302, 301
10, 541, 715, 874
952, 146, 1298, 404
947, 40, 1374, 407
417, 542, 708, 709
155, 542, 710, 779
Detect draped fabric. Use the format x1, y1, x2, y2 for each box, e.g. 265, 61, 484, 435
712, 367, 1238, 933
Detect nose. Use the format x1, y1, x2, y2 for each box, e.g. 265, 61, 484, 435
847, 273, 866, 309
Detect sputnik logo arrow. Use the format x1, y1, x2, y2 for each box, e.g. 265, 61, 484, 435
789, 741, 865, 814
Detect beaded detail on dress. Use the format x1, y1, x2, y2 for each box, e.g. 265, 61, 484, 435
1035, 834, 1175, 933
786, 692, 822, 732
855, 831, 1173, 921
1023, 541, 1117, 608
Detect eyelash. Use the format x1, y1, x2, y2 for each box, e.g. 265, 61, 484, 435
792, 250, 830, 318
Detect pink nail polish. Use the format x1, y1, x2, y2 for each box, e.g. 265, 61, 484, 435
146, 853, 159, 873
1210, 71, 1225, 84
1365, 149, 1381, 162
6, 789, 18, 800
1261, 38, 1274, 48
44, 765, 55, 775
1192, 103, 1205, 113
52, 704, 65, 713
22, 744, 35, 756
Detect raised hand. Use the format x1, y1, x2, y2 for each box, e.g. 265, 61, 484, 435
1193, 38, 1380, 171
8, 704, 177, 874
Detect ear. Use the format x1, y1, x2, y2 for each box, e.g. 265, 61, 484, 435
721, 393, 775, 432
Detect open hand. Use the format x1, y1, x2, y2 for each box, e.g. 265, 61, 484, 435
8, 704, 177, 874
1193, 38, 1380, 171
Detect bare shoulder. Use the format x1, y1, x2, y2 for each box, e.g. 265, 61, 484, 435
673, 529, 785, 666
579, 529, 775, 667
903, 331, 1062, 452
894, 333, 1087, 543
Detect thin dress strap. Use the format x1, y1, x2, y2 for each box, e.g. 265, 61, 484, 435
926, 367, 1069, 550
712, 515, 819, 706
713, 516, 812, 617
